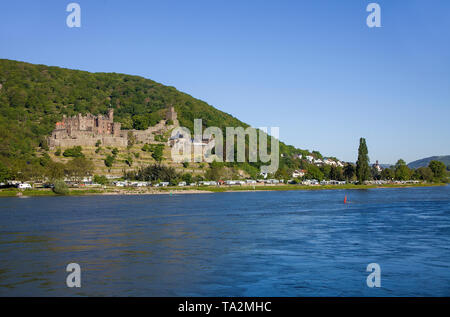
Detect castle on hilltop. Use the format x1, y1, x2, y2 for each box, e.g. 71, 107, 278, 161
48, 107, 178, 148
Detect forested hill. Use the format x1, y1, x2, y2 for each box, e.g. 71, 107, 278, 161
408, 156, 450, 169
0, 59, 303, 167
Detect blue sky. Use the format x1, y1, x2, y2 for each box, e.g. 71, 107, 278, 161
1, 0, 449, 163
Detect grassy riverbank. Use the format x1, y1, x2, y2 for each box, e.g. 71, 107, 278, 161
0, 183, 446, 197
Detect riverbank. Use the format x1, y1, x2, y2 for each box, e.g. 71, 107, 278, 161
0, 182, 446, 197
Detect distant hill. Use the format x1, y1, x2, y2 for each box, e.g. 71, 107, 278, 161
408, 156, 450, 169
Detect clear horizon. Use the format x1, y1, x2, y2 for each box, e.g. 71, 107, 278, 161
1, 0, 449, 164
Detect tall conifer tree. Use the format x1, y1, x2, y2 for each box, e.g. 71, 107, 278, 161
356, 137, 371, 183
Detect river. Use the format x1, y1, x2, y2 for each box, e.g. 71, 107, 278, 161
0, 186, 449, 296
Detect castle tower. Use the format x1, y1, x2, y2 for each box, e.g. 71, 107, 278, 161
166, 106, 177, 121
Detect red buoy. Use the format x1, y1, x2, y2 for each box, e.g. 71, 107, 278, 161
344, 195, 347, 204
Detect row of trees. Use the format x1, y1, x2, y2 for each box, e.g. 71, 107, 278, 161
123, 164, 199, 185
0, 156, 93, 183
270, 138, 448, 183
356, 137, 447, 183
378, 159, 447, 182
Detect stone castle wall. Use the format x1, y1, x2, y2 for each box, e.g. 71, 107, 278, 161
48, 107, 178, 148
127, 120, 168, 143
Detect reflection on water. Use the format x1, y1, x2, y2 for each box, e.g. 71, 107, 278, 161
0, 186, 449, 296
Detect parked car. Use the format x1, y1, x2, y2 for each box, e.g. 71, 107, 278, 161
18, 183, 32, 189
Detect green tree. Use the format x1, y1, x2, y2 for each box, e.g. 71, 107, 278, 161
124, 164, 178, 182
320, 165, 332, 180
45, 161, 65, 181
104, 155, 115, 168
125, 155, 133, 167
194, 175, 204, 183
306, 164, 324, 180
428, 160, 446, 180
63, 146, 84, 158
0, 161, 10, 182
151, 144, 164, 164
182, 173, 193, 184
343, 163, 356, 181
39, 152, 51, 167
53, 180, 69, 195
381, 167, 395, 180
66, 157, 94, 182
18, 162, 46, 182
205, 162, 224, 181
93, 175, 109, 185
414, 167, 434, 182
330, 165, 343, 181
274, 167, 290, 181
312, 151, 323, 159
155, 134, 167, 142
356, 138, 371, 183
394, 159, 411, 180
127, 131, 136, 148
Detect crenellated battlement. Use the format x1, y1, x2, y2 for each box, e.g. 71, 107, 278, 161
48, 107, 178, 148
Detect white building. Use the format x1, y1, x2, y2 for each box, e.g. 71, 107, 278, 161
372, 160, 383, 173
292, 169, 306, 178
323, 158, 337, 166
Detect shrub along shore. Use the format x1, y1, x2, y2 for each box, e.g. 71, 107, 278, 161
0, 182, 446, 197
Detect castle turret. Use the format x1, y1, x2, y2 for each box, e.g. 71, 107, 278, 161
166, 106, 177, 121
108, 109, 114, 121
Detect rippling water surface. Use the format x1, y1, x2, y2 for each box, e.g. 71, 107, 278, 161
0, 186, 449, 296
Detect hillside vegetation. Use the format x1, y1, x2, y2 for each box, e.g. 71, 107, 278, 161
0, 59, 310, 178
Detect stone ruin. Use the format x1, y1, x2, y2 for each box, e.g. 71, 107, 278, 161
127, 107, 179, 144
48, 107, 178, 148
